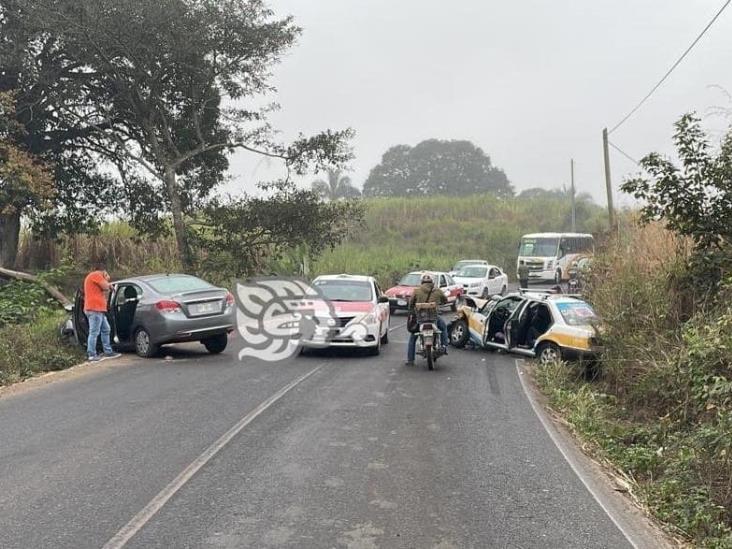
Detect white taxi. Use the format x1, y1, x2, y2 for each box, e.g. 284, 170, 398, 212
307, 274, 391, 355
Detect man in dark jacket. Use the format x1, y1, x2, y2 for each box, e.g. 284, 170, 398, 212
517, 260, 530, 289
405, 273, 448, 365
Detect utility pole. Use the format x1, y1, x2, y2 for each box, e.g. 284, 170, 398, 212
570, 158, 576, 232
602, 128, 616, 228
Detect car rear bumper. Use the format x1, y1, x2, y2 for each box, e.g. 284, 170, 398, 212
148, 310, 236, 345
162, 324, 235, 345
388, 298, 410, 310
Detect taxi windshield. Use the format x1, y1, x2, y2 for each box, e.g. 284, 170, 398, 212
399, 273, 424, 286
457, 266, 487, 278
314, 280, 373, 302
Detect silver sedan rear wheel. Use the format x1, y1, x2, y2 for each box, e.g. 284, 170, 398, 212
135, 327, 159, 358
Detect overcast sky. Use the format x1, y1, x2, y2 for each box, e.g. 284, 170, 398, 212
226, 0, 732, 206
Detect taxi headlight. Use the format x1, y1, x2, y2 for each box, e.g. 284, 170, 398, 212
362, 313, 377, 324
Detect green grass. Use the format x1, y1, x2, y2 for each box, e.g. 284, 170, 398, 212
16, 193, 606, 289
534, 223, 732, 548
311, 194, 606, 286
536, 361, 732, 547
0, 310, 84, 386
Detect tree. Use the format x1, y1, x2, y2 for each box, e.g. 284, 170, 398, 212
622, 114, 732, 252
311, 168, 361, 201
518, 186, 593, 203
192, 181, 364, 278
0, 92, 53, 266
0, 0, 118, 266
23, 0, 352, 270
622, 114, 732, 289
363, 139, 512, 198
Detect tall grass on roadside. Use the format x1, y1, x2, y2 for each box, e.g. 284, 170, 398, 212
0, 311, 83, 386
15, 194, 606, 290
586, 220, 692, 395
538, 220, 732, 547
312, 194, 607, 287
16, 225, 181, 293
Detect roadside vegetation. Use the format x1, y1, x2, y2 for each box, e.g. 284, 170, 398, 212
312, 192, 606, 287
12, 192, 606, 290
0, 268, 82, 386
537, 115, 732, 547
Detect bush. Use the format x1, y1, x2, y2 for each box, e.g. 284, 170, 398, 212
0, 310, 83, 386
537, 221, 732, 547
0, 279, 56, 327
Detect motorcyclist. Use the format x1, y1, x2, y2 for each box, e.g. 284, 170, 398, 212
567, 260, 580, 293
405, 273, 449, 366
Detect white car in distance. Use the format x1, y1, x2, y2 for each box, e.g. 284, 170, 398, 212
449, 259, 489, 277
453, 264, 508, 299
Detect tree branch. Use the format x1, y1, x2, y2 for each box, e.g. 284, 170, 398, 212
0, 267, 70, 306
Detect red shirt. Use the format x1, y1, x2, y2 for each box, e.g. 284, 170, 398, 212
84, 271, 109, 312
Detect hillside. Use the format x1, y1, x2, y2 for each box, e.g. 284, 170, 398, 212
312, 194, 607, 286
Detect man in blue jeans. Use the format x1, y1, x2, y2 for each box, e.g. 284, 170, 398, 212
405, 273, 449, 366
83, 265, 122, 362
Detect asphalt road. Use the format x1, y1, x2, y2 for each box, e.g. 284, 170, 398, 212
0, 319, 660, 548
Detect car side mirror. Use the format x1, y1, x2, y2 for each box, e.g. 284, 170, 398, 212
378, 295, 389, 304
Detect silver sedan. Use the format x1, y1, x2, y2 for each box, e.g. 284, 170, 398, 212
72, 274, 236, 357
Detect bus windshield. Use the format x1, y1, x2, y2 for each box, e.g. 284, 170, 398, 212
519, 237, 559, 257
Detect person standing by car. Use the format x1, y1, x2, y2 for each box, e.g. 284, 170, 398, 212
405, 273, 448, 366
518, 260, 530, 289
84, 264, 121, 362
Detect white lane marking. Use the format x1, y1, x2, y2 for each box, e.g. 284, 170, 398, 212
515, 359, 640, 549
388, 321, 407, 332
102, 365, 323, 549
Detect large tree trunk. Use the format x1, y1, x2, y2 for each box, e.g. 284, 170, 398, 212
0, 209, 21, 268
163, 167, 193, 271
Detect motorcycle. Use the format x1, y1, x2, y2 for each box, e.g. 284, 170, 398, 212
567, 265, 581, 294
414, 303, 445, 370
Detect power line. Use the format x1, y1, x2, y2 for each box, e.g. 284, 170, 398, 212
608, 140, 641, 166
609, 0, 731, 134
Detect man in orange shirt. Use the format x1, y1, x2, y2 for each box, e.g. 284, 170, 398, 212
84, 264, 121, 361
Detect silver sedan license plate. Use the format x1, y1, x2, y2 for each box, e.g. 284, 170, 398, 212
190, 302, 220, 315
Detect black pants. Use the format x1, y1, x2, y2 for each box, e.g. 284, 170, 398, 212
520, 278, 529, 288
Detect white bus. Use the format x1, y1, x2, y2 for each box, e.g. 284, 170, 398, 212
517, 232, 594, 283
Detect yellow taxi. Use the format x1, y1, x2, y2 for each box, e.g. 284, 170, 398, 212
448, 291, 602, 364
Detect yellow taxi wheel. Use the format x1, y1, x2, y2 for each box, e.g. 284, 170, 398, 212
537, 342, 561, 365
450, 319, 469, 348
